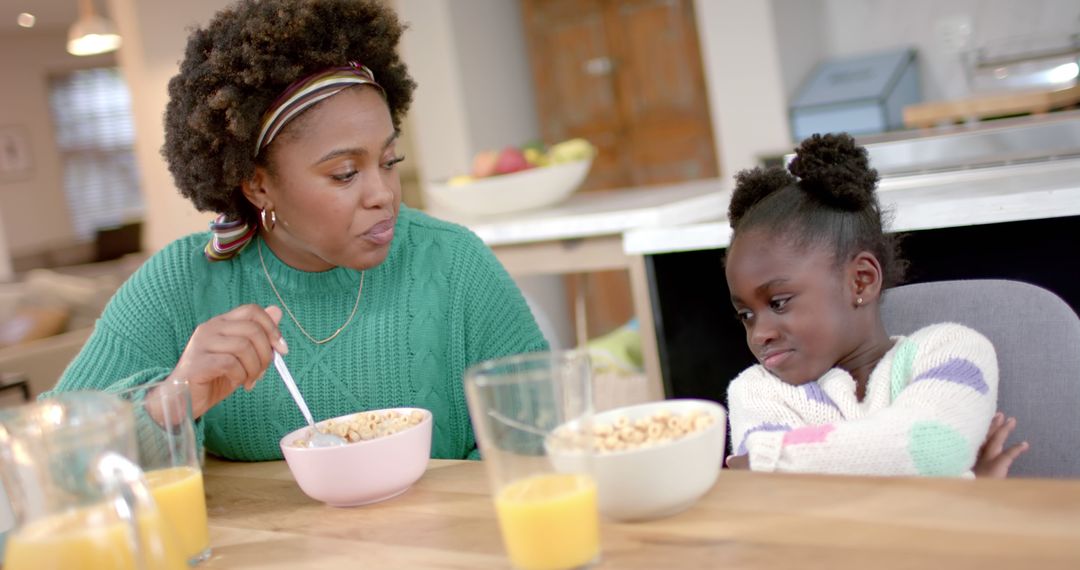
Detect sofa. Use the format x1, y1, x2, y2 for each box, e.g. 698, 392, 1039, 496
0, 254, 145, 400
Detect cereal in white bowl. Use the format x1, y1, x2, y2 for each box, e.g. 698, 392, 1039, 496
547, 399, 726, 521
292, 409, 427, 448
562, 408, 716, 453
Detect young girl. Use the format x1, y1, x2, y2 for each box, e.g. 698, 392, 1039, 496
724, 133, 1027, 476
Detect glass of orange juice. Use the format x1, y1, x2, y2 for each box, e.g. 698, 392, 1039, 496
465, 350, 599, 570
118, 379, 210, 566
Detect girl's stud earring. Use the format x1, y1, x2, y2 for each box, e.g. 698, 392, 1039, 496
856, 297, 864, 305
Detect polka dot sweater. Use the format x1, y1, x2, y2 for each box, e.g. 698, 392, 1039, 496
45, 206, 548, 461
727, 323, 998, 476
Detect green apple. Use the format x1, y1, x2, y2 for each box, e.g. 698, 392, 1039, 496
523, 147, 550, 167
548, 138, 596, 164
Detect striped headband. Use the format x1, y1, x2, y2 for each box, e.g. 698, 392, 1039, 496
253, 62, 385, 156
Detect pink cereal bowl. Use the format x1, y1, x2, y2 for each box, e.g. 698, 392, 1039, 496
279, 407, 433, 507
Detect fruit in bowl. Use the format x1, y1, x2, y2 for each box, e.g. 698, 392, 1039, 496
426, 138, 596, 217
547, 138, 595, 165
546, 399, 726, 521
493, 147, 530, 175
279, 407, 433, 507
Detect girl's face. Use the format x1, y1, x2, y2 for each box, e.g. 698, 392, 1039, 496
725, 229, 867, 385
246, 86, 403, 272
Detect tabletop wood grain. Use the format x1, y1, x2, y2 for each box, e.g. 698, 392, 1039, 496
201, 457, 1080, 569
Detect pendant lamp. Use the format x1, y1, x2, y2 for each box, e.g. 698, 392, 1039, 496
67, 0, 121, 56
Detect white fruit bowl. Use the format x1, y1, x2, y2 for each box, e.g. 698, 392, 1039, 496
425, 157, 592, 217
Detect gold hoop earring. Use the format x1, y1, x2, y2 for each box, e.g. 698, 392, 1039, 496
260, 207, 276, 232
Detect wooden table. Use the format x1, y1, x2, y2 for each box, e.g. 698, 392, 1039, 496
202, 457, 1080, 569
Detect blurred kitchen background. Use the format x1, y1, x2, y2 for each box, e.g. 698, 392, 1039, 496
1, 0, 1078, 404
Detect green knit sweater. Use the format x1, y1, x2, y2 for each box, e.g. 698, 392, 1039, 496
46, 206, 547, 461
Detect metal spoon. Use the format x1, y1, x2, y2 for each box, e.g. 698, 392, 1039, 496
273, 351, 346, 448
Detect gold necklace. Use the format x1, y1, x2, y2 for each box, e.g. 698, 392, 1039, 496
258, 239, 364, 345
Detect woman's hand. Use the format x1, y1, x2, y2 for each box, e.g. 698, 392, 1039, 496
167, 305, 288, 419
973, 412, 1030, 478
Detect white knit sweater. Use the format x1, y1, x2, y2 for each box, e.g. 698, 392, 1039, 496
727, 323, 998, 476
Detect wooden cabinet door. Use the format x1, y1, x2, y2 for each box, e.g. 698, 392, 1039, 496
521, 0, 718, 340
521, 0, 628, 191
521, 0, 718, 192
604, 0, 718, 186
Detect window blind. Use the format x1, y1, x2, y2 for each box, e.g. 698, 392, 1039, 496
48, 67, 142, 241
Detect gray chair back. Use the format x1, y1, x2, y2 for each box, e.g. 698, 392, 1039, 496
881, 279, 1080, 478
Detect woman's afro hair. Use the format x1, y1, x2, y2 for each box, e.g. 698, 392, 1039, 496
161, 0, 416, 222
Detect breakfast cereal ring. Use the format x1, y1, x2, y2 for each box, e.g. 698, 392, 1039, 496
587, 407, 715, 453
298, 409, 428, 446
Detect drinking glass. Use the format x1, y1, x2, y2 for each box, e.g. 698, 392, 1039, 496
0, 391, 186, 570
465, 350, 600, 570
117, 379, 210, 565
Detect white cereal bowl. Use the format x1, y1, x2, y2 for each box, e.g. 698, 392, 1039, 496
425, 157, 592, 217
279, 407, 433, 507
548, 399, 726, 522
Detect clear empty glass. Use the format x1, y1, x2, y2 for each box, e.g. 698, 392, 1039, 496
465, 350, 600, 570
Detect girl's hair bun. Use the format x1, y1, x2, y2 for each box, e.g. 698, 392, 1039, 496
787, 133, 879, 211
727, 166, 797, 229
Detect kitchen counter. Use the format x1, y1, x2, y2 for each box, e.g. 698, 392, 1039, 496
429, 177, 729, 248
624, 157, 1080, 255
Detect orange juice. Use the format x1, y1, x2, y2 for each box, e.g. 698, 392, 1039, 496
3, 503, 187, 570
145, 466, 209, 561
494, 473, 600, 570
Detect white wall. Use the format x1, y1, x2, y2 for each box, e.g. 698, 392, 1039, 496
694, 0, 794, 174
0, 30, 114, 257
449, 1, 541, 155
771, 0, 829, 102
396, 0, 472, 186
398, 0, 573, 349
824, 0, 1080, 102
108, 0, 228, 253
770, 0, 1080, 113
398, 0, 541, 185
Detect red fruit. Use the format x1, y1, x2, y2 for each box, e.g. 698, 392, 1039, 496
494, 146, 531, 175
471, 150, 500, 178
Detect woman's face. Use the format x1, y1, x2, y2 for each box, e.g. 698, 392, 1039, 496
250, 86, 403, 272
725, 229, 865, 385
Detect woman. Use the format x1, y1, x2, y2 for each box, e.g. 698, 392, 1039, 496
47, 0, 547, 461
